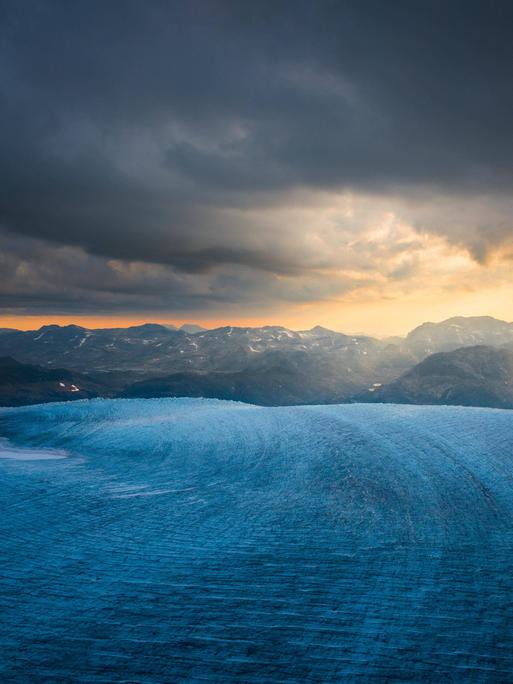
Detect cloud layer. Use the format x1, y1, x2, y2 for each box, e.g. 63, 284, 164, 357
1, 0, 513, 321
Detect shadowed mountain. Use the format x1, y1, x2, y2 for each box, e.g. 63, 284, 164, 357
121, 368, 315, 406
122, 363, 356, 406
0, 357, 106, 406
358, 346, 513, 409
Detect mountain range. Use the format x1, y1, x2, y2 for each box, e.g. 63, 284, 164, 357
1, 316, 513, 407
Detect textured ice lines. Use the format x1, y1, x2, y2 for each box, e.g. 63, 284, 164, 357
0, 398, 513, 682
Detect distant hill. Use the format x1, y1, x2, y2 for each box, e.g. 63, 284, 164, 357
358, 346, 513, 409
0, 357, 106, 406
404, 316, 513, 359
122, 360, 360, 406
122, 368, 318, 405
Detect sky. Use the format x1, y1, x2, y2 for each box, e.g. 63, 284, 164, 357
1, 0, 513, 335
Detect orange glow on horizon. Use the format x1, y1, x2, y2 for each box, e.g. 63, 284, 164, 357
1, 286, 513, 339
0, 315, 304, 333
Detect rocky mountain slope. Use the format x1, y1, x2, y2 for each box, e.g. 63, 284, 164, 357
122, 361, 358, 406
0, 357, 106, 406
359, 345, 513, 409
404, 316, 513, 359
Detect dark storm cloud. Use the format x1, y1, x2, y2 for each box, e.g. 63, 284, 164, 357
2, 0, 513, 313
0, 228, 372, 315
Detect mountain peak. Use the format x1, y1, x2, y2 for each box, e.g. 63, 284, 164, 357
307, 325, 337, 335
38, 324, 86, 333
127, 323, 176, 333
180, 324, 207, 334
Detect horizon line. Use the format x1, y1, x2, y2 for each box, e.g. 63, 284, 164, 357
1, 313, 511, 338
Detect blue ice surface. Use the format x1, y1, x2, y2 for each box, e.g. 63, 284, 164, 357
0, 398, 513, 683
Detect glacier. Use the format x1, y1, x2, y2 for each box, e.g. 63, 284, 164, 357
1, 397, 513, 682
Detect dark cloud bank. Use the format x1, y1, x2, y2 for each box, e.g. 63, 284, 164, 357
1, 0, 513, 315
